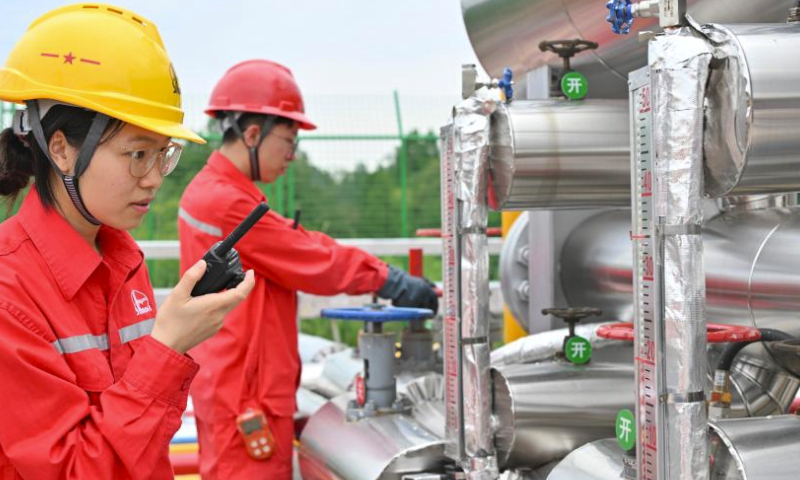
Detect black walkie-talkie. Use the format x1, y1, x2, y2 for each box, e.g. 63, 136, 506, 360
191, 202, 269, 296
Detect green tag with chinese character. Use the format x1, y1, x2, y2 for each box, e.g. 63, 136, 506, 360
565, 336, 592, 364
561, 71, 588, 100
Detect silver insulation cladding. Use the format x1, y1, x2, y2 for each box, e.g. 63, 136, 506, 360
650, 26, 711, 480
454, 90, 499, 479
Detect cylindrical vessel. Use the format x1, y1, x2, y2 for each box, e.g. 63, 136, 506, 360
299, 377, 448, 480
489, 100, 630, 210
710, 415, 800, 480
299, 333, 346, 364
545, 416, 800, 480
300, 349, 362, 399
560, 207, 800, 339
461, 0, 796, 99
704, 24, 800, 197
545, 438, 626, 480
492, 361, 634, 468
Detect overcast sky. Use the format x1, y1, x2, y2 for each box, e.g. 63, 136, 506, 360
1, 1, 480, 96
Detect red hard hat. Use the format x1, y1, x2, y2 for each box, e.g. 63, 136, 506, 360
205, 59, 316, 130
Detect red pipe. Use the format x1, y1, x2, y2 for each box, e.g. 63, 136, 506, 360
409, 248, 423, 277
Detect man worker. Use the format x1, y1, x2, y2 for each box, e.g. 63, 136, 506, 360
178, 59, 438, 479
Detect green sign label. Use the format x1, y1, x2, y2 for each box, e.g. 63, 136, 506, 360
616, 409, 636, 451
561, 71, 588, 100
565, 336, 592, 364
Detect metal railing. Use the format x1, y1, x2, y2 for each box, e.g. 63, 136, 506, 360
140, 237, 504, 323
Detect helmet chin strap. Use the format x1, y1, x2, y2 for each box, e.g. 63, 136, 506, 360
26, 101, 109, 226
224, 112, 276, 182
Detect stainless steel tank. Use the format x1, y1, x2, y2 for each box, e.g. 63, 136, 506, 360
298, 374, 448, 480
560, 207, 800, 338
489, 100, 630, 210
491, 348, 797, 470
545, 416, 800, 480
703, 24, 800, 197
461, 0, 796, 99
709, 415, 800, 480
545, 438, 626, 480
492, 361, 635, 469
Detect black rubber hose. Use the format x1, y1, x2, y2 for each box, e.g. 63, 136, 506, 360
716, 328, 794, 371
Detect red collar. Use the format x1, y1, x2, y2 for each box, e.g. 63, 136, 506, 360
17, 189, 143, 300
206, 151, 267, 203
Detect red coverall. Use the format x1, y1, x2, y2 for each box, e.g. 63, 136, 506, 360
179, 151, 388, 479
0, 189, 198, 479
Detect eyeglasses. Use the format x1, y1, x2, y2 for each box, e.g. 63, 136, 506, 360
268, 133, 299, 155
123, 141, 183, 178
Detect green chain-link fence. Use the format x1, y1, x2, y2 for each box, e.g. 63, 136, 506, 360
0, 92, 501, 260
0, 93, 503, 346
1, 92, 467, 237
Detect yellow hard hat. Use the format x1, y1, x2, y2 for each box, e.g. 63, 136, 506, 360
0, 3, 204, 144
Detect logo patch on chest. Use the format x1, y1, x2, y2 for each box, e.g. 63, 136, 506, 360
131, 290, 153, 316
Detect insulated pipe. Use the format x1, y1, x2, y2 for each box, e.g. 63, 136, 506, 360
547, 417, 800, 480
492, 362, 635, 469
487, 25, 800, 210
560, 207, 800, 340
461, 0, 796, 99
441, 91, 498, 477
488, 100, 630, 210
490, 334, 797, 470
298, 378, 449, 480
703, 23, 800, 197
709, 415, 800, 479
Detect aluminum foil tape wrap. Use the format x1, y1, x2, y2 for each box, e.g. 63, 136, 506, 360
490, 323, 619, 367
650, 27, 711, 480
702, 23, 800, 197
441, 89, 499, 479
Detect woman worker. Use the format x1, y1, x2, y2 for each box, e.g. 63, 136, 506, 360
0, 4, 254, 479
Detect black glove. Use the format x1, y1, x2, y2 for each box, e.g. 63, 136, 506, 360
378, 265, 438, 315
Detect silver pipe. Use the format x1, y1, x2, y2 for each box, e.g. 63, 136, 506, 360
490, 323, 630, 367
488, 100, 630, 210
545, 416, 800, 480
461, 0, 795, 99
710, 415, 800, 479
545, 438, 626, 480
648, 28, 711, 480
298, 333, 346, 364
455, 91, 497, 479
727, 347, 800, 417
718, 194, 799, 213
492, 361, 635, 469
300, 349, 362, 399
560, 207, 800, 339
703, 24, 800, 197
490, 345, 793, 473
442, 90, 499, 477
298, 376, 449, 480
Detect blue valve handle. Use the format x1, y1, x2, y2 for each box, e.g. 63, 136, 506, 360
320, 306, 434, 322
606, 0, 634, 35
497, 67, 514, 103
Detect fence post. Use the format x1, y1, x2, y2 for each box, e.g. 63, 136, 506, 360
393, 90, 409, 237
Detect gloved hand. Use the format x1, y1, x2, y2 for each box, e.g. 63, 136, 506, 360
377, 265, 439, 315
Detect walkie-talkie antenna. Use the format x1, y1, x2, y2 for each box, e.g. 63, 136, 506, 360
217, 202, 269, 254
292, 209, 301, 230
